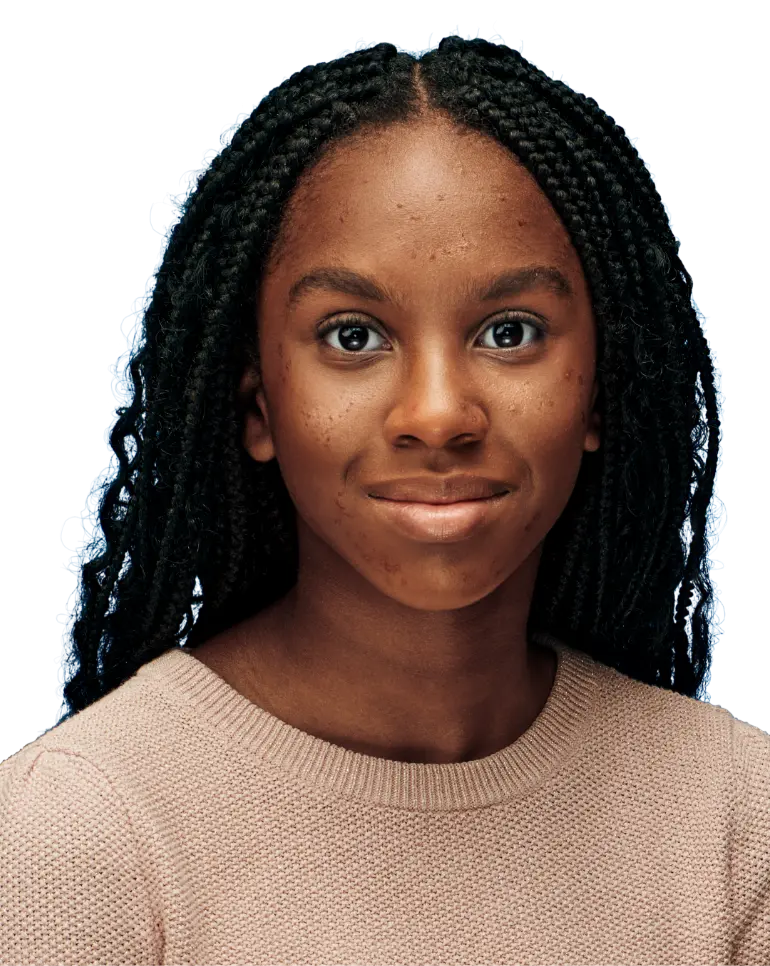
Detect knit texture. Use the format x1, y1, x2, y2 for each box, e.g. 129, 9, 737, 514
1, 634, 768, 966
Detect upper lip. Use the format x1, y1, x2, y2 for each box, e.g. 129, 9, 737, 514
367, 475, 510, 504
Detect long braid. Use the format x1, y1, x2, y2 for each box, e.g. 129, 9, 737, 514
421, 37, 720, 688
59, 44, 412, 715
57, 36, 722, 724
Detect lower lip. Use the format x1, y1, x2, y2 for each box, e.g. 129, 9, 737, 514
368, 493, 509, 543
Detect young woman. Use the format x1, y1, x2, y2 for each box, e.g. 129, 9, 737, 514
2, 36, 768, 966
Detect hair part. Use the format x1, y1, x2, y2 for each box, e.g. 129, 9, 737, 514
55, 35, 722, 726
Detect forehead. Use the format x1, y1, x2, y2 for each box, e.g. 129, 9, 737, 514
264, 119, 579, 282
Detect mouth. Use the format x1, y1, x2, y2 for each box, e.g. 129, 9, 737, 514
367, 492, 509, 542
367, 490, 508, 506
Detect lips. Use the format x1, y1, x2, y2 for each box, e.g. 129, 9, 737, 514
368, 491, 509, 542
369, 493, 492, 506
367, 474, 510, 504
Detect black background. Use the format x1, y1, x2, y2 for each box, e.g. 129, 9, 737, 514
6, 23, 752, 754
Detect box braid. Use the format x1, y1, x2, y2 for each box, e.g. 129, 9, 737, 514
55, 35, 721, 726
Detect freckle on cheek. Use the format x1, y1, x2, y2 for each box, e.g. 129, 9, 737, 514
524, 507, 542, 533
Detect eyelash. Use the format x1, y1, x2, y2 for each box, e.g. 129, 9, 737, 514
316, 312, 547, 355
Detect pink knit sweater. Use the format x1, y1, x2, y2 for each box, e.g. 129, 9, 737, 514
1, 635, 768, 965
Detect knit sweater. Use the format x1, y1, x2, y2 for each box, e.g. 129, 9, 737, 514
1, 635, 768, 966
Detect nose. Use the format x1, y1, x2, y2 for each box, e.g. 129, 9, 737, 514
382, 349, 489, 450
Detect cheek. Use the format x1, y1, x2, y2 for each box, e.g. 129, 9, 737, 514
305, 379, 369, 452
267, 372, 364, 511
517, 361, 592, 426
506, 373, 592, 488
264, 343, 348, 454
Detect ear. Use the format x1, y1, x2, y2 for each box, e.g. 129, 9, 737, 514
584, 378, 601, 453
238, 362, 276, 463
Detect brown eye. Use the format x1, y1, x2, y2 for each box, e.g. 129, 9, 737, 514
476, 315, 545, 350
317, 317, 389, 353
315, 312, 546, 354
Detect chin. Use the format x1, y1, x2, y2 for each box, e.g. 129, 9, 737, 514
373, 574, 508, 612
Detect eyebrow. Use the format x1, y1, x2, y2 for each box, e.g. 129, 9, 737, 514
287, 264, 574, 309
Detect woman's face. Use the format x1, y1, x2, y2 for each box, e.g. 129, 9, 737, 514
242, 117, 601, 612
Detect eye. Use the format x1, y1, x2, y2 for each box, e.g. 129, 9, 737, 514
317, 312, 546, 354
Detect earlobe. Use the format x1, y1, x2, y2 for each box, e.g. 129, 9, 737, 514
584, 410, 601, 452
243, 391, 276, 463
238, 365, 276, 464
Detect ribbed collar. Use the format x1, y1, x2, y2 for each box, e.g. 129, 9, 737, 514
136, 632, 602, 811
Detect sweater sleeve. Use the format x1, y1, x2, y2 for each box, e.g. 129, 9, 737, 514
730, 717, 770, 966
0, 745, 163, 966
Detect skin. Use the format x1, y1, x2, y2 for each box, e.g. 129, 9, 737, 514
192, 114, 601, 765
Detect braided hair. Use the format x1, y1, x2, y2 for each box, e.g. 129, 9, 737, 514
55, 35, 722, 726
